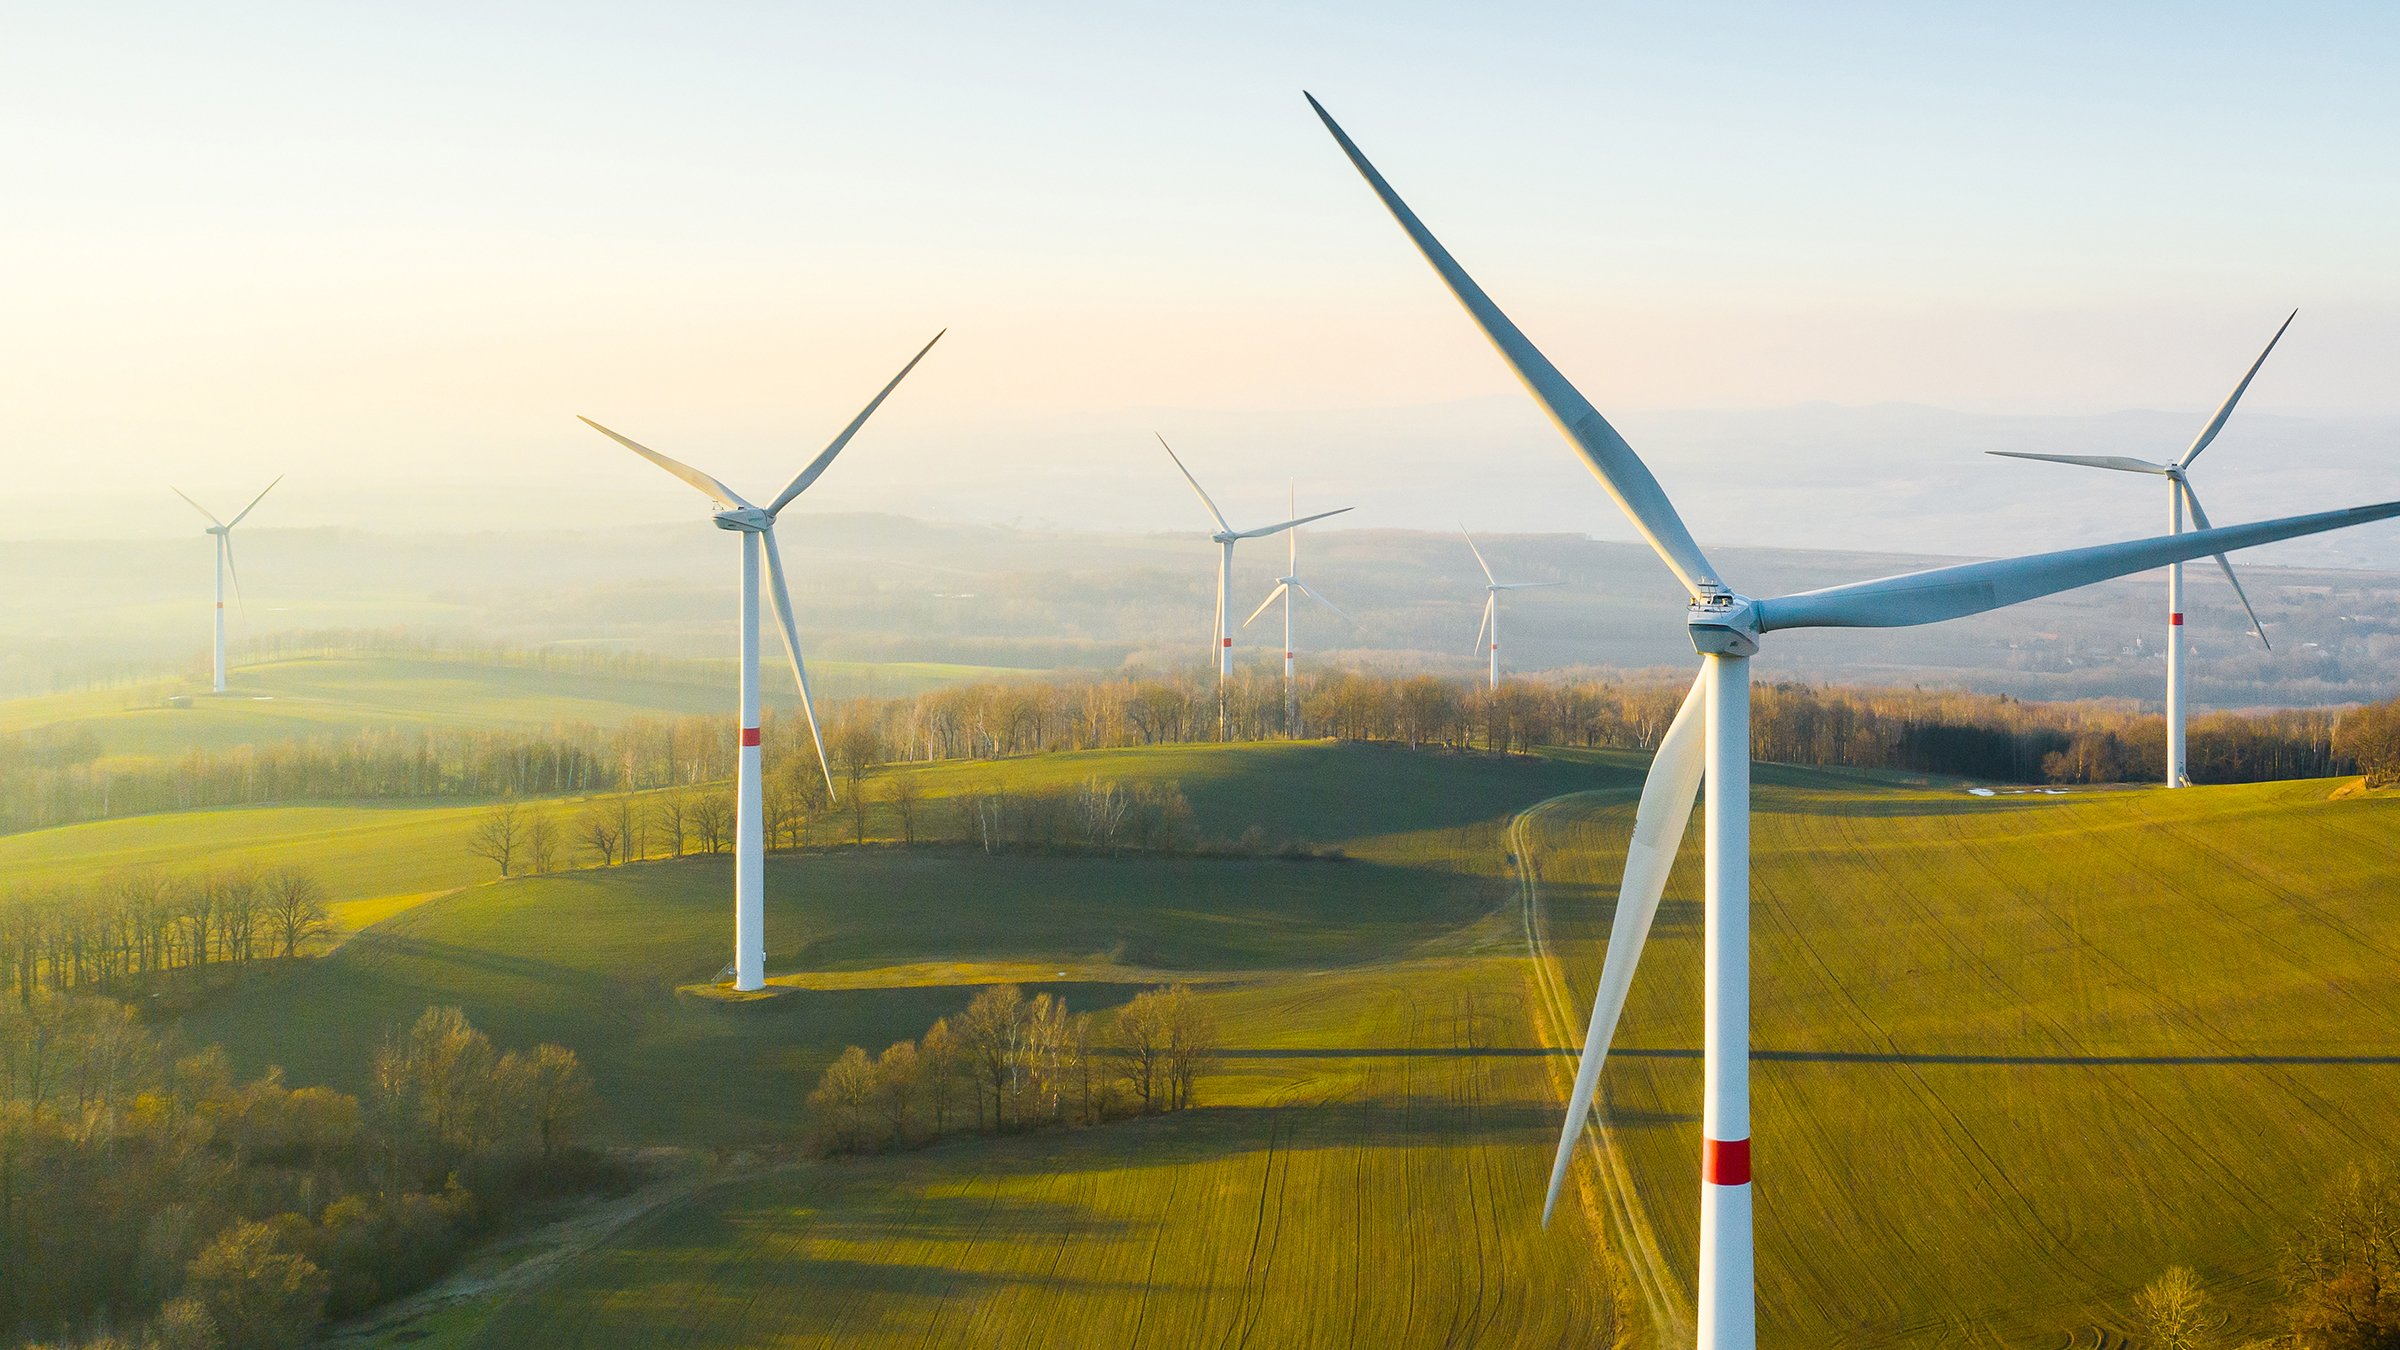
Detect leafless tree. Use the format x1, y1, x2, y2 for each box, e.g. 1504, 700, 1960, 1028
467, 799, 524, 877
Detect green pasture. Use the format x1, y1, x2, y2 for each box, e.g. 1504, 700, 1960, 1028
1528, 769, 2400, 1347
0, 652, 1030, 760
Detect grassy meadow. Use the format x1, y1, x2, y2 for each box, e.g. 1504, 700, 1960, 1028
1527, 768, 2400, 1348
7, 694, 2397, 1346
3, 651, 1029, 762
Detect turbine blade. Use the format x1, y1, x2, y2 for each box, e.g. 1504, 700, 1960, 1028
1157, 435, 1232, 533
1471, 593, 1492, 656
1985, 452, 2172, 474
2177, 309, 2296, 470
171, 489, 224, 528
1759, 499, 2400, 632
226, 474, 284, 527
1543, 667, 1707, 1227
1307, 93, 1722, 600
1495, 580, 1566, 590
2180, 482, 2271, 651
1295, 580, 1350, 622
222, 535, 243, 604
1242, 584, 1287, 628
578, 417, 754, 510
1460, 525, 1497, 584
1235, 506, 1352, 539
761, 527, 836, 800
767, 330, 945, 516
1289, 482, 1298, 570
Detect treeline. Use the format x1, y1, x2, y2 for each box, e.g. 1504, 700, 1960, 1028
807, 983, 1217, 1156
0, 867, 329, 1003
12, 667, 2399, 834
2126, 1163, 2400, 1349
1, 999, 600, 1350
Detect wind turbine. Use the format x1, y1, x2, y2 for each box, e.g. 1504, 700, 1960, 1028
1156, 435, 1350, 721
580, 330, 942, 993
1988, 312, 2293, 787
1241, 484, 1350, 734
172, 476, 283, 694
1308, 92, 2400, 1350
1462, 526, 1563, 689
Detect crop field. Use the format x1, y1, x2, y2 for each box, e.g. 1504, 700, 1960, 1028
15, 728, 2395, 1347
1, 651, 1030, 759
1526, 769, 2400, 1347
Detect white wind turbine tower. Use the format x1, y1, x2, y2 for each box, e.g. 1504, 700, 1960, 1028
1308, 92, 2400, 1350
580, 331, 942, 993
1462, 526, 1563, 689
1241, 484, 1350, 733
1156, 436, 1350, 717
1988, 312, 2293, 788
172, 476, 283, 694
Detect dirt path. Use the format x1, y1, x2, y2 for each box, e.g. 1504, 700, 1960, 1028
1510, 793, 1689, 1349
322, 1149, 729, 1346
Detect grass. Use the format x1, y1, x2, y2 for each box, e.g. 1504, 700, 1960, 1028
1, 652, 1030, 760
19, 729, 2397, 1346
1527, 768, 2400, 1347
174, 742, 1632, 1151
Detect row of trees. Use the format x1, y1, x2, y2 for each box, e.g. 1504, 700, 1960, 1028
0, 866, 328, 1003
1, 998, 598, 1349
807, 983, 1219, 1156
14, 667, 2399, 837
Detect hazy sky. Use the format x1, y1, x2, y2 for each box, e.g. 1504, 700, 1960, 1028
6, 1, 2399, 547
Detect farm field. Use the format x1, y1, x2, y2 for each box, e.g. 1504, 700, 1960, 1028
14, 735, 2397, 1347
1526, 769, 2400, 1347
0, 651, 1031, 760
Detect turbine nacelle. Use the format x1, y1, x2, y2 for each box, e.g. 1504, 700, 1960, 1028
713, 507, 774, 533
1687, 592, 1762, 657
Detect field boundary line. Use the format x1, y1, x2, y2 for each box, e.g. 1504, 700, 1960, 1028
1511, 792, 1689, 1348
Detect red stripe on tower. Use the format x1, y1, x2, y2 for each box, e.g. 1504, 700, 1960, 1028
2171, 612, 2184, 626
740, 726, 761, 747
1223, 638, 1233, 647
1702, 1137, 1751, 1186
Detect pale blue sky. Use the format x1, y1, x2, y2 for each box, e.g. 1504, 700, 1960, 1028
3, 1, 2396, 547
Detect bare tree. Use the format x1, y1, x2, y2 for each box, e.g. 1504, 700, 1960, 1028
690, 791, 732, 855
577, 807, 621, 866
872, 1040, 921, 1147
1163, 983, 1219, 1111
468, 799, 525, 878
260, 868, 330, 959
525, 812, 560, 875
649, 793, 689, 858
919, 1017, 962, 1136
2132, 1267, 2214, 1350
956, 984, 1024, 1131
1112, 988, 1170, 1114
888, 773, 923, 845
807, 1046, 876, 1154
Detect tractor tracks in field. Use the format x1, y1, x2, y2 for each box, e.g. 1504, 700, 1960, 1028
1509, 793, 1690, 1350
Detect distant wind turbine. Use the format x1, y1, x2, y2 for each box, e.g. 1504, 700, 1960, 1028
1462, 526, 1563, 689
580, 330, 942, 992
1155, 436, 1350, 722
1308, 90, 2400, 1350
172, 476, 282, 694
1242, 484, 1350, 733
1988, 311, 2293, 788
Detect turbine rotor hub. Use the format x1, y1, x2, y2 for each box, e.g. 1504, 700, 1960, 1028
1686, 590, 1761, 657
713, 507, 772, 533
1211, 530, 1239, 544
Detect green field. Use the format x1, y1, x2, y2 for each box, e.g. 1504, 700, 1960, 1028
1, 652, 1031, 760
10, 732, 2396, 1347
1527, 768, 2400, 1347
